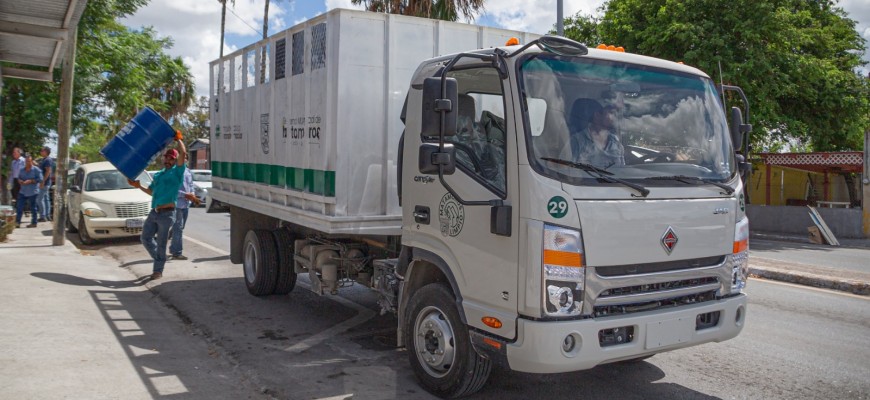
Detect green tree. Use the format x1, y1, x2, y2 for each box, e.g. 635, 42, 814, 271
350, 0, 485, 21
562, 0, 869, 153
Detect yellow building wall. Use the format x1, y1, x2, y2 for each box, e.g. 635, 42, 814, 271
748, 163, 856, 206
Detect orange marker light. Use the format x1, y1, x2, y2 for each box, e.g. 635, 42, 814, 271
482, 337, 503, 349
543, 249, 582, 267
482, 317, 503, 329
597, 43, 607, 49
505, 37, 520, 46
615, 46, 625, 52
733, 238, 748, 253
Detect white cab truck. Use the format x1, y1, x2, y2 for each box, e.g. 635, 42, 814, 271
209, 9, 752, 398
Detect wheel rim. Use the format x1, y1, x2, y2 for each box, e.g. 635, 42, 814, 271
243, 240, 258, 284
413, 305, 456, 378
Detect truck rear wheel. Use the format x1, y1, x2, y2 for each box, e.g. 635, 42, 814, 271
243, 229, 278, 295
405, 283, 491, 398
271, 228, 297, 295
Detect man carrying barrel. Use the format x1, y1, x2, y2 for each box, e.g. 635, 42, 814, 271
128, 132, 187, 280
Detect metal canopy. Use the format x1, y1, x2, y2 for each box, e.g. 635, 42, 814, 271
0, 0, 88, 81
758, 152, 864, 174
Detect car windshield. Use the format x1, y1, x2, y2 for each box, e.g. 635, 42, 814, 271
85, 170, 151, 191
192, 171, 211, 182
520, 55, 735, 185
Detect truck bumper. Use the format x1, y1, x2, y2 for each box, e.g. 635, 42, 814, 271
505, 294, 747, 373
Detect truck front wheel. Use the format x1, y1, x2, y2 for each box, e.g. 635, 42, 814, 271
405, 283, 491, 398
243, 229, 278, 295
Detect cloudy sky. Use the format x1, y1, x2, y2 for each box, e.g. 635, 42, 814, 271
122, 0, 870, 100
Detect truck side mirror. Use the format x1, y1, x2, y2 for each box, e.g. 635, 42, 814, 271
421, 77, 458, 137
730, 107, 748, 152
419, 143, 456, 175
70, 185, 81, 193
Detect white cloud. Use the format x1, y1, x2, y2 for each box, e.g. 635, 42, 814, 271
122, 0, 288, 98
479, 0, 606, 34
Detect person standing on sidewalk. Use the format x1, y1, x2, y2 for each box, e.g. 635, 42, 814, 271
169, 166, 199, 260
128, 133, 187, 280
36, 147, 55, 222
15, 155, 43, 228
9, 147, 25, 202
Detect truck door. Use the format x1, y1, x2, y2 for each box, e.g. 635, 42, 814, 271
405, 65, 520, 338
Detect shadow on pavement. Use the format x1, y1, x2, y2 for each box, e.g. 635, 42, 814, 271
191, 255, 230, 263
31, 272, 149, 289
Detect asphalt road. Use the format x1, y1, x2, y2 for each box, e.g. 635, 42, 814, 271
76, 209, 870, 399
750, 238, 869, 274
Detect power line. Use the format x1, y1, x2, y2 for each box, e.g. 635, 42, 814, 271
227, 6, 262, 36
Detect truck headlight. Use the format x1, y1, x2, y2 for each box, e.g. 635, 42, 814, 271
729, 216, 749, 292
83, 208, 107, 218
543, 224, 585, 317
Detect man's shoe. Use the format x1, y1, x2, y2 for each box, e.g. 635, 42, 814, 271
171, 254, 188, 260
150, 272, 163, 280
15, 224, 20, 228
26, 223, 37, 228
38, 218, 47, 222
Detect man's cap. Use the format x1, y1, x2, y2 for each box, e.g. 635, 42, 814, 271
164, 149, 178, 158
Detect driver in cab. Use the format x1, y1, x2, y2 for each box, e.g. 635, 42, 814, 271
566, 99, 625, 169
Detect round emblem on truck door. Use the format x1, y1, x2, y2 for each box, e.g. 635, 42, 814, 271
661, 226, 678, 255
438, 193, 465, 237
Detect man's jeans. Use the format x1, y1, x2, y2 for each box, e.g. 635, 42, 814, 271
37, 183, 51, 219
15, 194, 38, 225
141, 209, 176, 273
169, 207, 189, 256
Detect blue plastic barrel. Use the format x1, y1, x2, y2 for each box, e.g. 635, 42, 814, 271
100, 107, 175, 180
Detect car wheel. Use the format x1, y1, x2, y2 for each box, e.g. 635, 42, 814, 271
405, 283, 492, 398
271, 228, 298, 295
65, 207, 78, 233
243, 229, 278, 296
78, 214, 95, 245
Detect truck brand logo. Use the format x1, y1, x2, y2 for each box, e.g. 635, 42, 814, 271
414, 176, 435, 184
260, 113, 270, 154
661, 226, 678, 255
438, 193, 465, 237
713, 208, 729, 215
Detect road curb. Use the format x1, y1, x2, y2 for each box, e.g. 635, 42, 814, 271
749, 266, 870, 296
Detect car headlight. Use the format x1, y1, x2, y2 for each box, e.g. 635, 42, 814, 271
83, 208, 107, 218
728, 216, 750, 292
543, 224, 585, 317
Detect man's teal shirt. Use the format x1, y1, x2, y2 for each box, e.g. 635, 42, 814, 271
150, 164, 186, 209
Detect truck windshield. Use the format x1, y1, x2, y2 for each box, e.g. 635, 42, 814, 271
519, 55, 735, 186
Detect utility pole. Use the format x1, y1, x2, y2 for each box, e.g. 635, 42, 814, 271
53, 28, 77, 246
863, 129, 869, 238
556, 0, 564, 36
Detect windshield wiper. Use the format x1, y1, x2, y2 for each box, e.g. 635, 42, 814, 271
541, 157, 650, 197
645, 175, 734, 195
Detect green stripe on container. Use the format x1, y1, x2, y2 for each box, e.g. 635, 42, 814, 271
271, 165, 285, 187
256, 163, 270, 184
231, 162, 245, 180
244, 163, 256, 182
288, 167, 305, 191
308, 170, 336, 196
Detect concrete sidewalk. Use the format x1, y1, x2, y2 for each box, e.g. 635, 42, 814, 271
0, 225, 264, 399
750, 231, 870, 295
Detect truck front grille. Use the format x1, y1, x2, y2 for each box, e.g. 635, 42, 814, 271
596, 256, 725, 277
115, 202, 150, 218
593, 277, 719, 317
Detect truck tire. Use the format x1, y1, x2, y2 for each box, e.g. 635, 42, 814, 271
271, 228, 297, 295
405, 283, 491, 398
243, 229, 278, 296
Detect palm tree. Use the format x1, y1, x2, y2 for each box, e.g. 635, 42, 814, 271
219, 0, 236, 59
350, 0, 485, 22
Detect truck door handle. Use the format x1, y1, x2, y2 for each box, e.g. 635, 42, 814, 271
413, 206, 430, 224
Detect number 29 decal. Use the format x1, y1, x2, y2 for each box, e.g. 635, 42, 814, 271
547, 196, 569, 218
